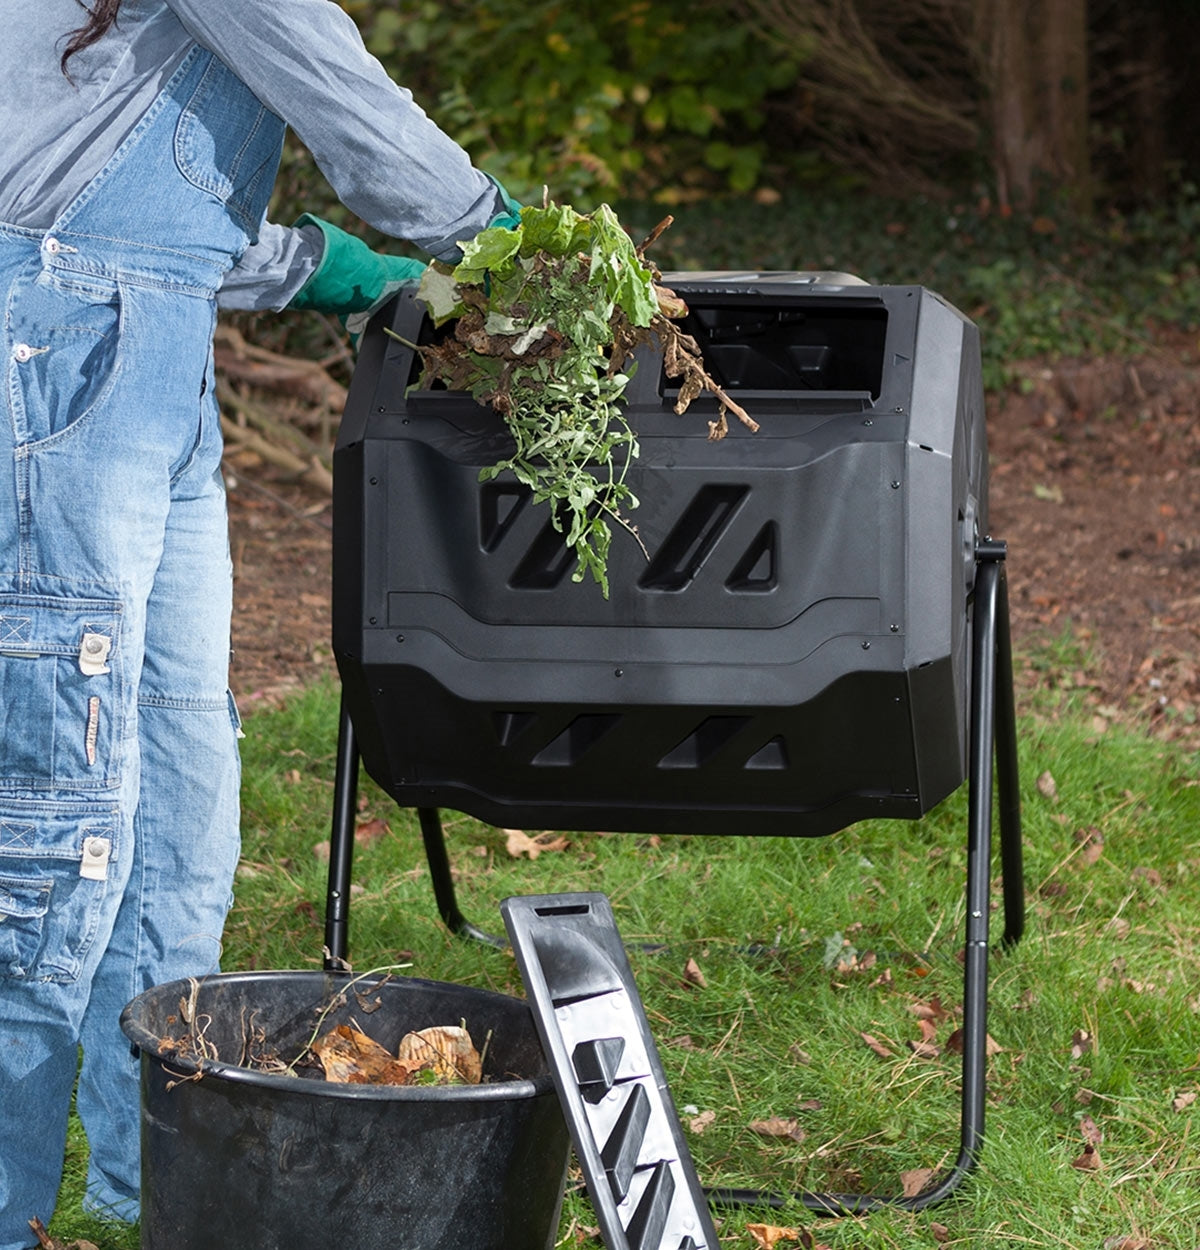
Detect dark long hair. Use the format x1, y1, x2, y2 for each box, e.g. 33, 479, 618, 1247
61, 0, 122, 73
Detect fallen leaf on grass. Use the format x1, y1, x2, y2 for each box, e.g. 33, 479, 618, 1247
688, 1109, 716, 1134
908, 996, 950, 1022
944, 1028, 1001, 1056
745, 1225, 798, 1250
788, 1043, 813, 1065
1071, 1142, 1102, 1170
1172, 1090, 1197, 1112
1071, 1028, 1093, 1059
749, 1115, 806, 1142
27, 1220, 96, 1250
796, 1098, 823, 1111
1074, 825, 1105, 864
682, 957, 707, 989
28, 1219, 98, 1250
354, 816, 390, 845
745, 1227, 830, 1250
930, 1223, 951, 1243
860, 1032, 895, 1059
503, 828, 569, 859
907, 1039, 942, 1059
1036, 769, 1059, 800
900, 1168, 935, 1197
1080, 1113, 1103, 1145
1102, 1237, 1154, 1250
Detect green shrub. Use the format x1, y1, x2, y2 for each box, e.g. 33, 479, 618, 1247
341, 0, 801, 207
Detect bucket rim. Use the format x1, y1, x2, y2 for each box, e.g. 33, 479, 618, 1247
119, 969, 555, 1102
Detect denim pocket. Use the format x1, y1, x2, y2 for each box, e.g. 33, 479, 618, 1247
0, 594, 124, 792
0, 806, 119, 982
0, 874, 51, 979
9, 271, 122, 446
174, 53, 285, 235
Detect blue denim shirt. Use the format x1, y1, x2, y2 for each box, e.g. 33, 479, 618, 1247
1, 0, 504, 310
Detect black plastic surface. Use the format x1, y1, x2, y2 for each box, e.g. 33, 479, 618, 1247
502, 893, 721, 1250
333, 274, 986, 836
120, 972, 570, 1250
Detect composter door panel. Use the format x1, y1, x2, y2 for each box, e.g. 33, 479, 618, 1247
333, 277, 984, 837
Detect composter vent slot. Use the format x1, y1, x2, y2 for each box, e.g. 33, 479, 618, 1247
480, 482, 529, 552
640, 485, 748, 591
532, 715, 621, 767
510, 514, 578, 589
658, 717, 751, 769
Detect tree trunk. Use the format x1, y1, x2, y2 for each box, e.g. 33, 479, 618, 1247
976, 0, 1091, 212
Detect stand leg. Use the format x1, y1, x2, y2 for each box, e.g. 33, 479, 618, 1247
323, 695, 359, 970
418, 807, 507, 948
993, 562, 1025, 948
707, 544, 1019, 1215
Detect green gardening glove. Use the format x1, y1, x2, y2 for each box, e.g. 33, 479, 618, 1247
287, 214, 426, 329
485, 173, 523, 232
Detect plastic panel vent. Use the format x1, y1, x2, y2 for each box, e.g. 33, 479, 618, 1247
502, 893, 720, 1250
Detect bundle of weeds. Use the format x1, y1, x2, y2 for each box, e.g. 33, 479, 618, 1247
398, 200, 755, 595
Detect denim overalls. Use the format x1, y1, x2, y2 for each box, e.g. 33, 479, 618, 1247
0, 46, 284, 1244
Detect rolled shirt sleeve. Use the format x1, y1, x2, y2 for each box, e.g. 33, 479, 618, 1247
167, 0, 502, 262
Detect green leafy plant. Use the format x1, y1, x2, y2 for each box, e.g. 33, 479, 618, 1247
398, 201, 755, 595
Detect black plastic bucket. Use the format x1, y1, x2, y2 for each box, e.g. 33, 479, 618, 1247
119, 970, 570, 1250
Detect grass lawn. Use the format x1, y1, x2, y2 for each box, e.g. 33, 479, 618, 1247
51, 653, 1200, 1250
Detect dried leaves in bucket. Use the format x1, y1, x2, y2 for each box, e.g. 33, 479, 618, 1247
399, 201, 756, 596
311, 1022, 486, 1087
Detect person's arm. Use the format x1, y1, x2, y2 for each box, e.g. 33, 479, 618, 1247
166, 0, 503, 262
216, 220, 323, 312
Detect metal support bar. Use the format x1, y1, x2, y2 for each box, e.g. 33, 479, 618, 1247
706, 541, 1019, 1215
324, 544, 1026, 1214
418, 807, 507, 948
323, 697, 359, 969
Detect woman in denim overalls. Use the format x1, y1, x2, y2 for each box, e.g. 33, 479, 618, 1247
0, 4, 518, 1244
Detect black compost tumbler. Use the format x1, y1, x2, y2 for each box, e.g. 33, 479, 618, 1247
332, 272, 989, 838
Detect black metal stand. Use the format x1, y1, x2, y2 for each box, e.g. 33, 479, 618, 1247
322, 542, 1024, 1214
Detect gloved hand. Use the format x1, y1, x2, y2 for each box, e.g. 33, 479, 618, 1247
485, 174, 523, 231
287, 214, 426, 330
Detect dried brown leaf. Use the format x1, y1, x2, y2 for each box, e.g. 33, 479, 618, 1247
907, 1040, 942, 1060
795, 1098, 823, 1111
1172, 1090, 1197, 1113
688, 1109, 716, 1134
900, 1167, 935, 1197
682, 957, 708, 989
1071, 1142, 1102, 1170
1071, 1028, 1094, 1060
354, 817, 390, 845
1080, 1114, 1104, 1145
908, 996, 950, 1022
396, 1025, 483, 1085
1037, 770, 1059, 800
944, 1028, 1002, 1056
1102, 1237, 1154, 1250
860, 1032, 894, 1059
745, 1225, 799, 1250
930, 1223, 951, 1244
788, 1044, 813, 1065
27, 1219, 100, 1250
312, 1025, 413, 1085
1074, 825, 1105, 864
503, 828, 569, 860
749, 1115, 807, 1142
